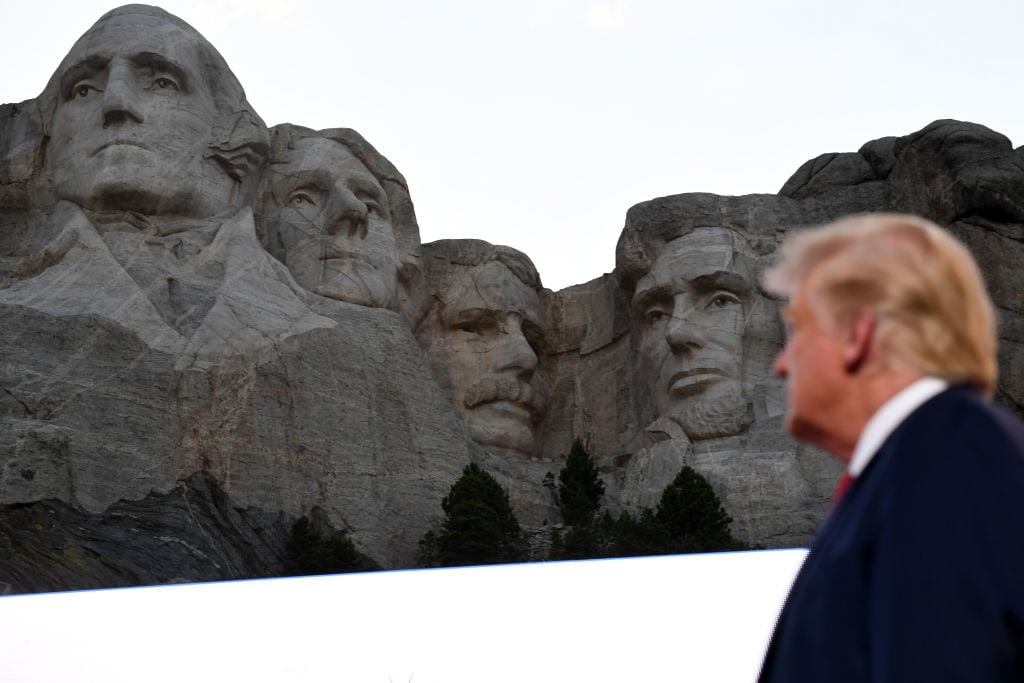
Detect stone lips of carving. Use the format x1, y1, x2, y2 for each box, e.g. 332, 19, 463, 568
669, 367, 730, 395
463, 375, 535, 408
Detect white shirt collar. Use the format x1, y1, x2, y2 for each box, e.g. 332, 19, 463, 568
848, 377, 949, 477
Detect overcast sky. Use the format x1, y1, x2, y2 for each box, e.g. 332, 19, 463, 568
3, 0, 1022, 290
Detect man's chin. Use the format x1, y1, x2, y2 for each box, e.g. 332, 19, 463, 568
316, 272, 393, 309
465, 408, 535, 456
785, 413, 845, 459
62, 178, 189, 216
668, 391, 752, 440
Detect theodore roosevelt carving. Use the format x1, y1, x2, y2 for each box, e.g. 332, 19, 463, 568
417, 240, 545, 456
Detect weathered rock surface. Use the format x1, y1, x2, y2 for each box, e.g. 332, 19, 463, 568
779, 119, 1024, 418
2, 5, 1023, 592
0, 273, 478, 570
0, 472, 290, 593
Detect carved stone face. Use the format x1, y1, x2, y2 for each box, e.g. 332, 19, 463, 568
263, 137, 400, 308
47, 11, 233, 218
632, 228, 754, 439
426, 261, 543, 455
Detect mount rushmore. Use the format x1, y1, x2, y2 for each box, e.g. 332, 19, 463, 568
1, 5, 1022, 591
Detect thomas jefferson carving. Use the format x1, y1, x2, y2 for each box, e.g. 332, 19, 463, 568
256, 125, 424, 317
417, 240, 545, 456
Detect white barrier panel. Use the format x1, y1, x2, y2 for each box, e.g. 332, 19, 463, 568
0, 548, 806, 683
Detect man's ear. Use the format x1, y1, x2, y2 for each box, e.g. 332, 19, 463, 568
843, 309, 876, 373
206, 111, 269, 183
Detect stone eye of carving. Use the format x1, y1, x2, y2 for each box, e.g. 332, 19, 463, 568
645, 308, 669, 325
152, 76, 180, 91
288, 192, 316, 207
72, 82, 98, 99
455, 316, 497, 336
708, 292, 741, 309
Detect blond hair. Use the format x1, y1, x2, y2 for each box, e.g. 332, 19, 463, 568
763, 213, 998, 397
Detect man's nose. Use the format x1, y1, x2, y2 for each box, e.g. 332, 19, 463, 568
773, 348, 788, 378
494, 323, 538, 379
102, 63, 144, 127
664, 303, 708, 351
326, 187, 368, 239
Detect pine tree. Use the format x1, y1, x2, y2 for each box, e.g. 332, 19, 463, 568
285, 514, 380, 576
654, 466, 747, 553
557, 438, 605, 526
419, 463, 527, 567
608, 509, 675, 558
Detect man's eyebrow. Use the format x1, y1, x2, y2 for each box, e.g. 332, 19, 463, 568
447, 307, 498, 324
275, 167, 334, 191
59, 54, 110, 95
690, 270, 752, 294
452, 307, 495, 321
348, 173, 388, 204
130, 52, 189, 85
631, 283, 672, 311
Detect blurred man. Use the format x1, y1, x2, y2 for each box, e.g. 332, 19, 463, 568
417, 239, 545, 456
758, 213, 1024, 682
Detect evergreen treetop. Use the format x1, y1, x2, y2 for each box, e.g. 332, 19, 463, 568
655, 466, 746, 553
420, 462, 527, 568
557, 438, 605, 526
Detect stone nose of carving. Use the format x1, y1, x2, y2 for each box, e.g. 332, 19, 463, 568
495, 324, 538, 378
102, 66, 144, 128
664, 307, 707, 351
327, 188, 368, 239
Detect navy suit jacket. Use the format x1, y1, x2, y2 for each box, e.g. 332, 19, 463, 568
759, 386, 1024, 682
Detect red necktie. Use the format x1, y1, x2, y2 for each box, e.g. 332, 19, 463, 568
833, 472, 855, 502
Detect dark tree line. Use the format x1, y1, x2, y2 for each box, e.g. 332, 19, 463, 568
284, 511, 380, 576
549, 438, 747, 560
419, 439, 747, 569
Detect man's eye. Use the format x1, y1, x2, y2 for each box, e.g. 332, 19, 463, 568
455, 319, 497, 336
72, 82, 99, 99
707, 292, 741, 309
288, 192, 316, 207
645, 308, 669, 325
152, 76, 180, 91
